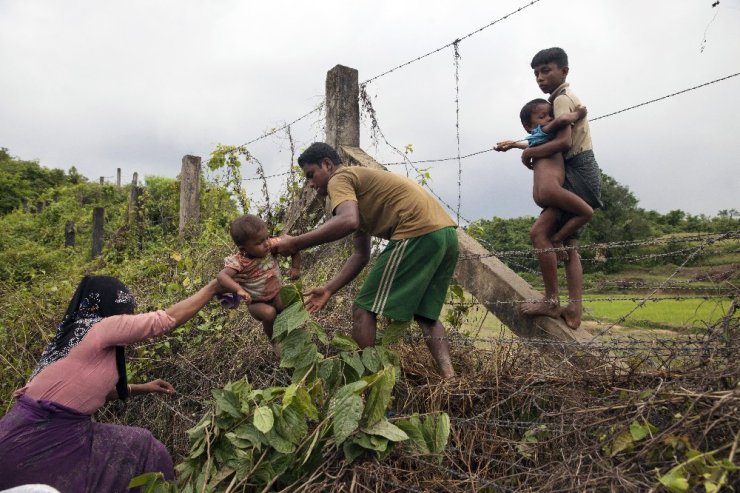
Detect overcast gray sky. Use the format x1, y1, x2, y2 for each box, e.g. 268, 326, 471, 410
1, 0, 739, 221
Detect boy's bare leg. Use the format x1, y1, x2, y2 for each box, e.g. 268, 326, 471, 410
415, 315, 455, 379
561, 238, 583, 329
520, 208, 562, 318
352, 304, 378, 348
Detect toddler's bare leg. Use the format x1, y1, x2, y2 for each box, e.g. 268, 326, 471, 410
248, 302, 280, 355
520, 208, 561, 319
532, 156, 593, 250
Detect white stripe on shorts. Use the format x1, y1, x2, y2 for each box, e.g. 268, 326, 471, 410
371, 239, 409, 316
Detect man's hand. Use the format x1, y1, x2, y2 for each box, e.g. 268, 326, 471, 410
304, 286, 332, 314
141, 379, 176, 395
288, 267, 301, 281
275, 234, 298, 256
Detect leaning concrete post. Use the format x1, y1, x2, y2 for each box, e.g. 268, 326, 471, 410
116, 168, 121, 189
179, 155, 201, 238
64, 220, 76, 247
91, 207, 104, 258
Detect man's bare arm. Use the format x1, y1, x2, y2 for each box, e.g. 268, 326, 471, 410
292, 201, 360, 251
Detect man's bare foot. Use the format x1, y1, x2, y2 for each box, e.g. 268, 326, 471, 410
552, 241, 569, 262
560, 304, 581, 329
519, 298, 561, 318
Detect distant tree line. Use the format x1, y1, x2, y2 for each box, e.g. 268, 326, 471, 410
468, 172, 738, 273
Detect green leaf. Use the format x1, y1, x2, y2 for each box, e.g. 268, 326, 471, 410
331, 333, 359, 351
212, 388, 242, 418
355, 431, 389, 452
362, 419, 409, 442
658, 465, 689, 493
396, 415, 430, 454
381, 320, 410, 345
608, 431, 634, 457
332, 394, 363, 444
629, 420, 654, 442
275, 406, 308, 445
343, 440, 366, 463
282, 383, 298, 409
432, 413, 450, 453
265, 428, 296, 454
318, 359, 341, 392
341, 351, 365, 378
279, 284, 302, 307
363, 367, 395, 427
273, 301, 309, 339
253, 406, 274, 433
309, 320, 329, 345
128, 472, 164, 488
231, 423, 264, 449
280, 329, 312, 368
294, 386, 319, 421
361, 347, 382, 373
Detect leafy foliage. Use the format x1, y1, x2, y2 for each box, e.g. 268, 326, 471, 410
133, 287, 450, 491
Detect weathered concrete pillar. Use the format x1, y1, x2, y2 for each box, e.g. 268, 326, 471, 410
99, 176, 104, 185
179, 155, 201, 238
65, 220, 76, 247
116, 168, 121, 189
283, 65, 360, 233
91, 207, 104, 258
326, 64, 360, 150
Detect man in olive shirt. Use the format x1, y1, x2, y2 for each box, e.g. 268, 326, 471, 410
276, 142, 458, 378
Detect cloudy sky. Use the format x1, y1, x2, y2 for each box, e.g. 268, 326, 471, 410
1, 0, 738, 222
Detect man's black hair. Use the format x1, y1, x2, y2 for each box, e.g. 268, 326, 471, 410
531, 47, 568, 69
297, 142, 342, 168
520, 98, 550, 128
230, 214, 267, 246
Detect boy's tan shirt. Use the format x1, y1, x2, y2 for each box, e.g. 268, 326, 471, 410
327, 167, 455, 240
549, 82, 593, 159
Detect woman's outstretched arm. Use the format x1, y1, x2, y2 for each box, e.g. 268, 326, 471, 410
165, 279, 220, 328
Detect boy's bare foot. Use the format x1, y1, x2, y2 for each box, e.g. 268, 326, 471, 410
560, 304, 581, 329
552, 241, 569, 262
519, 298, 561, 318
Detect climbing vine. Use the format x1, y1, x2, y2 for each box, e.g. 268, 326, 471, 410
130, 285, 450, 491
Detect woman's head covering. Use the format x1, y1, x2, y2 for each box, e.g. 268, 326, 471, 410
31, 275, 136, 400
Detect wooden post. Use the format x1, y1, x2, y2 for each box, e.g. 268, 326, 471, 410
65, 220, 76, 247
91, 207, 104, 258
179, 155, 201, 238
116, 168, 121, 189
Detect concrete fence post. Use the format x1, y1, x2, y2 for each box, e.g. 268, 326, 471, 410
179, 155, 201, 238
91, 207, 104, 258
65, 220, 76, 247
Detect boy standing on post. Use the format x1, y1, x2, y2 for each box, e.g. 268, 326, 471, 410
519, 47, 603, 329
275, 142, 458, 378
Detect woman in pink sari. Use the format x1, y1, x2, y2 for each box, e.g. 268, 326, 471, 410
0, 275, 220, 492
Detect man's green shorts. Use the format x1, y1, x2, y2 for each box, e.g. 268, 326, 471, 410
355, 226, 459, 322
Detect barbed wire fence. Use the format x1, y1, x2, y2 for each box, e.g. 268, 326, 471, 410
18, 0, 736, 489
